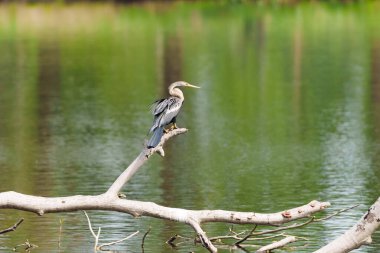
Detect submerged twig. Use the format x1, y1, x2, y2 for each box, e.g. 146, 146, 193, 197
58, 218, 64, 250
250, 217, 315, 237
0, 218, 24, 235
83, 211, 139, 251
13, 239, 38, 251
98, 231, 139, 250
83, 210, 99, 250
141, 226, 151, 252
314, 204, 360, 222
235, 224, 257, 245
257, 236, 297, 252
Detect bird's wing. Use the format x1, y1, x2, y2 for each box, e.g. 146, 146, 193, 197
149, 97, 182, 132
151, 98, 167, 116
157, 97, 182, 127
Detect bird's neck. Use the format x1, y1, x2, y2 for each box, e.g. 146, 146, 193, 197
169, 87, 184, 100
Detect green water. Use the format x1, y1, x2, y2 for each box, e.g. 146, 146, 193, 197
0, 2, 380, 252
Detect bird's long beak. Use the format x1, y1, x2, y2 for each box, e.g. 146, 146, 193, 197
186, 84, 201, 89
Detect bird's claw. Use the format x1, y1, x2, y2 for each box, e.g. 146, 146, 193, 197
164, 123, 178, 134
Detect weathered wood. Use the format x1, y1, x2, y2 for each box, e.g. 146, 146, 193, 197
314, 197, 380, 253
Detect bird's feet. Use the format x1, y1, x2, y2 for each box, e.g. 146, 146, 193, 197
164, 123, 178, 133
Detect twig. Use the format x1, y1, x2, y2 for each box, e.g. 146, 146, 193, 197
247, 204, 359, 240
98, 231, 139, 250
235, 224, 257, 245
314, 204, 360, 222
83, 211, 100, 250
95, 227, 101, 250
166, 234, 179, 245
166, 234, 195, 248
141, 226, 151, 252
247, 204, 360, 240
257, 236, 297, 252
13, 239, 38, 251
249, 232, 286, 241
209, 231, 247, 242
83, 211, 139, 251
106, 128, 188, 196
188, 220, 217, 253
58, 218, 63, 250
0, 218, 24, 235
83, 211, 97, 238
250, 217, 315, 237
314, 198, 380, 253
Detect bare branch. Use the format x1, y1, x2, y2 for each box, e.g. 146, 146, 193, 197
188, 219, 218, 253
249, 233, 286, 241
141, 226, 151, 251
0, 192, 330, 228
95, 227, 101, 250
166, 234, 179, 245
314, 197, 380, 253
106, 128, 188, 196
98, 231, 139, 250
242, 204, 359, 241
0, 218, 24, 235
83, 210, 139, 251
250, 217, 315, 237
164, 203, 361, 251
58, 218, 63, 249
83, 211, 100, 250
257, 236, 297, 252
314, 204, 360, 222
209, 231, 247, 242
83, 211, 97, 239
13, 239, 38, 251
234, 225, 257, 245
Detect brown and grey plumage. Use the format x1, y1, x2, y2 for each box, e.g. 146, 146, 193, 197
147, 81, 200, 148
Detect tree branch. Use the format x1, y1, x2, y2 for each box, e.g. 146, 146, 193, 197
188, 219, 218, 253
106, 128, 188, 196
141, 226, 151, 252
257, 236, 297, 252
0, 192, 329, 225
98, 231, 139, 251
0, 218, 24, 235
0, 191, 330, 252
314, 197, 380, 253
166, 203, 360, 250
83, 210, 139, 251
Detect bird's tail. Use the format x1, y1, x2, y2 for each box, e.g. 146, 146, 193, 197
147, 126, 164, 148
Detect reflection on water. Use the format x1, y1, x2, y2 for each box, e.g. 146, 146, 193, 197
1, 2, 380, 252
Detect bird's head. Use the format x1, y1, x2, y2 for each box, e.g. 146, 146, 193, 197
169, 81, 200, 90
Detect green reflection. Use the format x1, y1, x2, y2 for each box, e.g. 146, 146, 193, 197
0, 2, 380, 252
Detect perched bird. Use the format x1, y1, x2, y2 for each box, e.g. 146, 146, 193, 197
147, 81, 200, 149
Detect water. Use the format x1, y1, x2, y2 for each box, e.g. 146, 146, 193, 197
0, 2, 380, 252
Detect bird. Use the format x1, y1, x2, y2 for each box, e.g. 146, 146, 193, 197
147, 81, 200, 149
